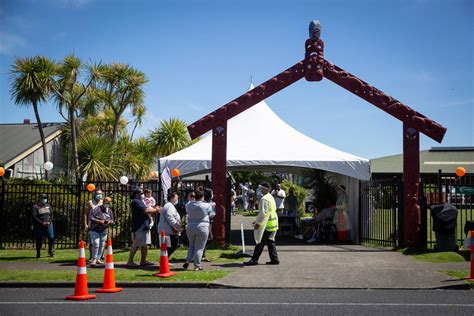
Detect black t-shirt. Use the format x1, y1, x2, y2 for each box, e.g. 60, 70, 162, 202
131, 198, 148, 232
32, 203, 53, 224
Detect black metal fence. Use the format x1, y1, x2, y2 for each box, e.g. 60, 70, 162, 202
421, 173, 474, 249
359, 178, 402, 247
0, 179, 160, 249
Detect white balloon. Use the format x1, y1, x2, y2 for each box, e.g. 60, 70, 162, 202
120, 176, 129, 185
44, 161, 54, 171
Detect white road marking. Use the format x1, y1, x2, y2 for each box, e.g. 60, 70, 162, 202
0, 302, 473, 307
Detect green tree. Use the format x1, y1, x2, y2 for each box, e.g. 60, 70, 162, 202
149, 117, 195, 156
129, 104, 146, 141
77, 133, 118, 181
10, 56, 56, 179
54, 55, 103, 179
97, 63, 147, 144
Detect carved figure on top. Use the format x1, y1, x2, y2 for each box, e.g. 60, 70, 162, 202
309, 20, 321, 40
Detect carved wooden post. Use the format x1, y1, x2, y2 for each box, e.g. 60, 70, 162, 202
403, 122, 421, 247
211, 122, 227, 245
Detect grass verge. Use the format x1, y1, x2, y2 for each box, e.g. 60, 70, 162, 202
0, 269, 231, 282
398, 248, 470, 263
440, 270, 473, 288
0, 245, 244, 264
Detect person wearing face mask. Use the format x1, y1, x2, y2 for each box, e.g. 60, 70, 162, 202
84, 189, 103, 260
32, 194, 54, 258
127, 187, 161, 267
89, 197, 114, 266
157, 191, 182, 261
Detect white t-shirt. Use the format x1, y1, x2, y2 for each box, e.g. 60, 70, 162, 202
271, 189, 286, 209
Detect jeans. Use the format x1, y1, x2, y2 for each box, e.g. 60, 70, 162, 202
186, 225, 209, 267
89, 230, 108, 260
34, 224, 54, 256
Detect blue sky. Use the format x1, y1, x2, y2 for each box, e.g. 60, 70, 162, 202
1, 0, 472, 160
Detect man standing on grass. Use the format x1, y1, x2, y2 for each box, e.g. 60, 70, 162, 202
127, 187, 160, 267
244, 181, 280, 266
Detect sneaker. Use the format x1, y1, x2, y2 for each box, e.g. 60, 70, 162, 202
194, 266, 203, 271
202, 257, 210, 262
90, 260, 97, 266
307, 237, 317, 243
294, 234, 304, 240
182, 262, 189, 269
97, 259, 104, 264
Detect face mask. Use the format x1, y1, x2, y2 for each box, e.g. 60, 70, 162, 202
41, 199, 48, 204
95, 194, 103, 200
141, 194, 145, 200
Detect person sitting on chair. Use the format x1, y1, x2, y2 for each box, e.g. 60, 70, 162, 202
295, 200, 335, 242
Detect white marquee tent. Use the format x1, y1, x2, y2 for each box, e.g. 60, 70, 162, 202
160, 85, 370, 181
160, 85, 371, 241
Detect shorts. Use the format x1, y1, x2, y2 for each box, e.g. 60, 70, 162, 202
133, 230, 151, 247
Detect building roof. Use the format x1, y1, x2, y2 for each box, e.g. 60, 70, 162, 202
0, 123, 64, 168
371, 147, 474, 174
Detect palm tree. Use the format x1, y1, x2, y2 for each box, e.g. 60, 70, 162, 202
10, 56, 56, 179
97, 63, 148, 143
54, 55, 103, 179
149, 118, 195, 156
77, 133, 118, 181
129, 104, 146, 141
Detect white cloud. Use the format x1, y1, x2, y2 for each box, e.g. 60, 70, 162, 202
0, 31, 26, 55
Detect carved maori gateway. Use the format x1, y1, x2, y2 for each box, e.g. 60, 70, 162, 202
187, 21, 446, 247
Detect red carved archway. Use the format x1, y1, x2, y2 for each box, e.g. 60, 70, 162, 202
187, 21, 446, 247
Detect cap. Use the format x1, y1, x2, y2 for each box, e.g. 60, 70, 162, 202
259, 181, 271, 190
40, 193, 48, 199
132, 187, 143, 194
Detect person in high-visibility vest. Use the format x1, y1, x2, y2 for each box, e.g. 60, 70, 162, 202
244, 181, 280, 265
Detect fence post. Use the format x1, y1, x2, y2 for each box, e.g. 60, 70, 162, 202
0, 178, 5, 246
397, 178, 404, 248
76, 178, 82, 245
437, 169, 442, 203
419, 177, 427, 248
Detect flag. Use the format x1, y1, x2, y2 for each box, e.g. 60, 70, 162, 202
161, 167, 172, 202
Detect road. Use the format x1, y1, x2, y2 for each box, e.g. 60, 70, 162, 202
0, 288, 473, 315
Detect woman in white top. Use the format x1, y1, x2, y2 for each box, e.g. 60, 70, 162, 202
157, 191, 182, 259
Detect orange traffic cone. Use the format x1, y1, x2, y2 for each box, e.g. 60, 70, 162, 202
66, 240, 96, 300
153, 230, 176, 278
96, 239, 123, 293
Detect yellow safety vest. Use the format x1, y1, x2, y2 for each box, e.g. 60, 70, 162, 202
262, 193, 278, 232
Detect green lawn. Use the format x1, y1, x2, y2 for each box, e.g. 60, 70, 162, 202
441, 270, 474, 288
400, 248, 470, 263
0, 245, 244, 264
0, 269, 231, 282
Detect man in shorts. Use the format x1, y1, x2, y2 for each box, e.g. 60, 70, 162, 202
127, 187, 161, 267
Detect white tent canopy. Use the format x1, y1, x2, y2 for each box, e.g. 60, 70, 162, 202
160, 85, 370, 180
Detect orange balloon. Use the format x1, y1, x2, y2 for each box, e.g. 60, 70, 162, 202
171, 168, 180, 177
0, 167, 4, 177
455, 167, 466, 177
86, 183, 96, 192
